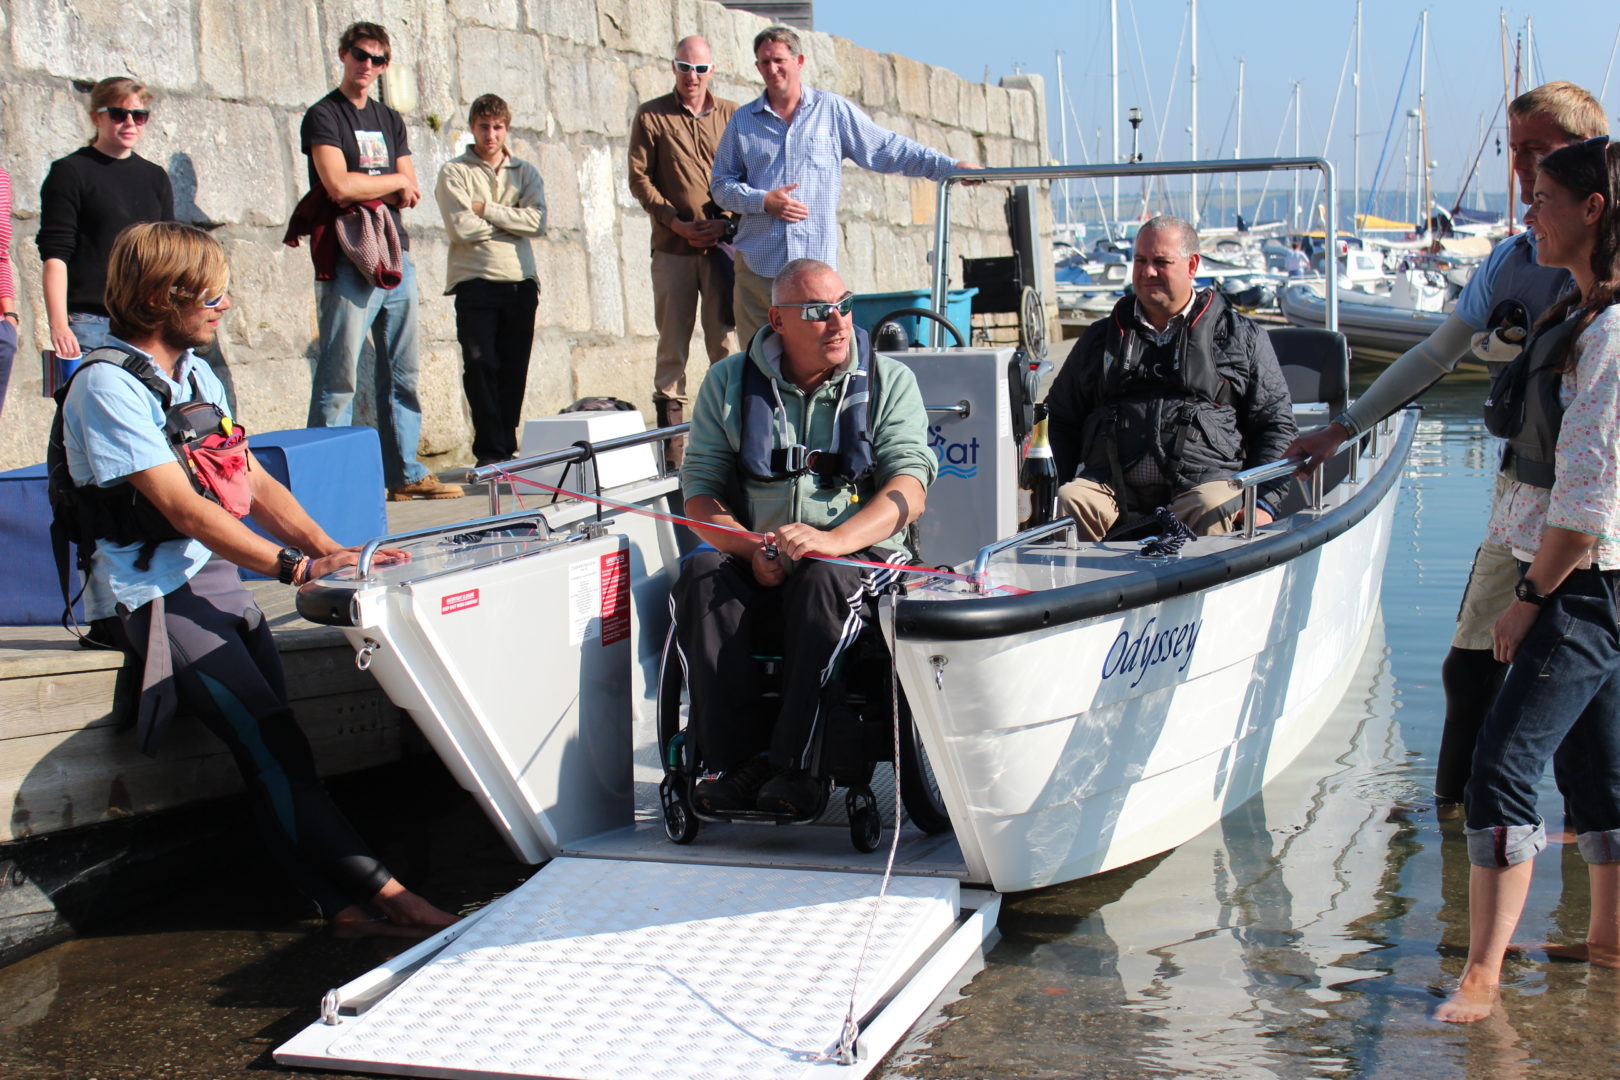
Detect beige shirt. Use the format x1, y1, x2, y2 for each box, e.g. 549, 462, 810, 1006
435, 148, 547, 292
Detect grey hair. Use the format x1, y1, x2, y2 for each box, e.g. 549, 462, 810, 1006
771, 258, 836, 302
1137, 215, 1200, 257
753, 25, 802, 57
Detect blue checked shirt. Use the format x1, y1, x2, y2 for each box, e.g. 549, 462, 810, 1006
710, 87, 960, 278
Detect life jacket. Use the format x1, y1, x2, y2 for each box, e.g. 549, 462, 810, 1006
739, 327, 878, 487
1077, 291, 1237, 503
1483, 314, 1584, 489
1486, 232, 1575, 330
47, 346, 252, 625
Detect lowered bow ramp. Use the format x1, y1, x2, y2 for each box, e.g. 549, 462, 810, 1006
276, 857, 997, 1080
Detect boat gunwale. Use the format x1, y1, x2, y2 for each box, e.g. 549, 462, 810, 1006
893, 409, 1417, 642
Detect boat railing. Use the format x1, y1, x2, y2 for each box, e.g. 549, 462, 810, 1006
929, 157, 1340, 347
970, 517, 1080, 594
1228, 413, 1395, 539
356, 509, 555, 577
467, 423, 690, 514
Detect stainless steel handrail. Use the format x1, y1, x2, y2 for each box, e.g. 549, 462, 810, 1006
465, 423, 689, 486
928, 157, 1340, 346
970, 517, 1080, 595
356, 510, 552, 577
1227, 417, 1382, 539
926, 400, 971, 417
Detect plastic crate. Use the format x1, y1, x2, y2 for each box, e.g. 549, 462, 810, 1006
848, 288, 977, 347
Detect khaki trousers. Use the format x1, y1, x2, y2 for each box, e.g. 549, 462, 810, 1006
1058, 475, 1243, 540
651, 249, 736, 404
1452, 473, 1520, 651
732, 252, 775, 350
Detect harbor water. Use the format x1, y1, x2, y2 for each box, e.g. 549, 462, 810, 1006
2, 362, 1613, 1079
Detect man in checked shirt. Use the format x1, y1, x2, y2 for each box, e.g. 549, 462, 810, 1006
711, 25, 981, 346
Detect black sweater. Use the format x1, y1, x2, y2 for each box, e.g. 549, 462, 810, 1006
37, 146, 174, 316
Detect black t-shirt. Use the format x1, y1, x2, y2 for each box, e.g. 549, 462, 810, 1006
37, 147, 175, 316
300, 89, 412, 250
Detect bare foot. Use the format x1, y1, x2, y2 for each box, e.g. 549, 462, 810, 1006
1539, 941, 1620, 967
1436, 981, 1499, 1023
1542, 941, 1590, 963
329, 903, 436, 940
370, 878, 460, 935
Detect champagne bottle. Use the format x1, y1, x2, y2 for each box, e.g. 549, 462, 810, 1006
1019, 403, 1058, 530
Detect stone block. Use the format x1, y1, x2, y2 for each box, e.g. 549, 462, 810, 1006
450, 0, 522, 30
827, 38, 865, 102
838, 218, 875, 294
696, 2, 752, 80
838, 168, 880, 224
527, 0, 599, 45
959, 81, 988, 136
535, 238, 592, 331
534, 141, 583, 232
199, 1, 327, 107
577, 147, 625, 336
597, 0, 668, 56
9, 0, 200, 90
946, 128, 978, 168
618, 213, 657, 339
548, 54, 632, 136
569, 340, 655, 409
416, 341, 470, 459
881, 173, 912, 229
856, 48, 895, 112
523, 328, 578, 419
141, 99, 297, 227
232, 354, 321, 440
218, 236, 321, 361
985, 85, 1011, 136
458, 26, 549, 125
802, 32, 844, 97
930, 67, 961, 128
0, 84, 98, 217
869, 110, 913, 143
630, 61, 671, 108
893, 55, 930, 118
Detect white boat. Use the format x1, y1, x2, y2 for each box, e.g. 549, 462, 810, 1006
1278, 277, 1450, 353
274, 158, 1414, 1080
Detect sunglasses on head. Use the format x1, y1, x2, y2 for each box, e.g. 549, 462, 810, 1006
673, 60, 713, 74
777, 293, 855, 322
349, 45, 390, 66
96, 106, 150, 125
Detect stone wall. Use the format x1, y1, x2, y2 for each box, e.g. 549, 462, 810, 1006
0, 0, 1049, 472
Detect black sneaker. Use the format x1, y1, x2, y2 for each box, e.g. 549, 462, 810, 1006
693, 756, 775, 812
756, 768, 824, 816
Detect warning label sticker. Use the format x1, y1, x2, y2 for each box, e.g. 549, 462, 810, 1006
600, 550, 631, 646
441, 588, 480, 615
568, 561, 601, 645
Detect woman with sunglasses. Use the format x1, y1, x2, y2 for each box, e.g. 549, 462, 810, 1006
1439, 135, 1620, 1023
37, 76, 174, 364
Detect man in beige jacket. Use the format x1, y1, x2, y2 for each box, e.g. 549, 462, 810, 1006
436, 94, 547, 466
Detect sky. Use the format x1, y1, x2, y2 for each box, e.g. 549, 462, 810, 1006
813, 1, 1620, 221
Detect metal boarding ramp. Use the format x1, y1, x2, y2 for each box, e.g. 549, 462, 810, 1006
274, 436, 997, 1080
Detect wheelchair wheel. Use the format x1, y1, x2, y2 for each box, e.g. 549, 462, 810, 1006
660, 777, 699, 844
898, 698, 952, 834
656, 625, 686, 773
848, 785, 881, 853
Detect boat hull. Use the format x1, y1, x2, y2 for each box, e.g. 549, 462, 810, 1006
1278, 282, 1447, 353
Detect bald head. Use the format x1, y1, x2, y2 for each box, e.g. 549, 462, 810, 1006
672, 35, 714, 104
674, 35, 711, 63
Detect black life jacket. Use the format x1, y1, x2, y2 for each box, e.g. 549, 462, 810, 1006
739, 326, 878, 486
1079, 291, 1236, 500
47, 346, 238, 624
1483, 314, 1583, 489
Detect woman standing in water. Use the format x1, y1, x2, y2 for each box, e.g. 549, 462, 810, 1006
38, 77, 174, 361
1440, 135, 1620, 1023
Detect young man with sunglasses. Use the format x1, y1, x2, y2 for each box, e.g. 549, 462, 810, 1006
711, 25, 981, 347
300, 22, 461, 501
629, 35, 739, 468
671, 258, 936, 817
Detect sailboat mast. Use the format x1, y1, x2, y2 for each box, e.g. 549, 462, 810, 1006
1501, 13, 1516, 233
1353, 0, 1362, 236
1189, 0, 1199, 229
1419, 9, 1431, 237
1056, 51, 1070, 229
1292, 82, 1301, 236
1235, 57, 1244, 227
1111, 0, 1120, 226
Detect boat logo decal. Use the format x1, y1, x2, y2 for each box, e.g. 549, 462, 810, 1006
929, 424, 980, 480
1101, 616, 1202, 688
441, 588, 480, 615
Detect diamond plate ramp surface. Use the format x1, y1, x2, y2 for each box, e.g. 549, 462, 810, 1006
277, 858, 959, 1080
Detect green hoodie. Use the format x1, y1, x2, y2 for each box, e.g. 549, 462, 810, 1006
681, 329, 938, 555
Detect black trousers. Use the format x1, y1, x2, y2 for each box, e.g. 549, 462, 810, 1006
453, 277, 539, 463
115, 560, 392, 916
672, 547, 910, 774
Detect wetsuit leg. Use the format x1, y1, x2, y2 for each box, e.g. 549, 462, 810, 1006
120, 561, 392, 916
1435, 647, 1506, 803
672, 549, 771, 772
770, 548, 909, 772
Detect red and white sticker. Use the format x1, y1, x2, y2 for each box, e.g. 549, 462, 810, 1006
441, 588, 480, 615
600, 550, 630, 646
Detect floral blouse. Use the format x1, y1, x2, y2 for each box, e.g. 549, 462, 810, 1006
1488, 304, 1620, 568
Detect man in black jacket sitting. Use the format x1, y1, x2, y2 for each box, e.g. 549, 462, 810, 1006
1046, 215, 1297, 538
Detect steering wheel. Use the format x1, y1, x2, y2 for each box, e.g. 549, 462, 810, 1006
872, 307, 967, 349
1019, 286, 1048, 362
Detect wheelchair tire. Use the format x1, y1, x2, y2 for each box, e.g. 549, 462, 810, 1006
655, 625, 686, 774
898, 699, 952, 835
848, 786, 882, 853
660, 777, 699, 844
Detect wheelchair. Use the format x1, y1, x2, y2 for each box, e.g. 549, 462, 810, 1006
655, 609, 952, 853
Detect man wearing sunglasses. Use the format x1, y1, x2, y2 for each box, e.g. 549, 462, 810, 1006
629, 35, 740, 469
300, 22, 461, 501
672, 258, 936, 818
711, 25, 981, 347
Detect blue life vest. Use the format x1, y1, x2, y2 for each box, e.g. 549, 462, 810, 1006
739, 326, 878, 486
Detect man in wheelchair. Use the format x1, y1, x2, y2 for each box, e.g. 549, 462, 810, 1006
672, 258, 937, 818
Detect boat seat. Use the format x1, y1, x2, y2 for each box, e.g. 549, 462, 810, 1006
1265, 328, 1352, 518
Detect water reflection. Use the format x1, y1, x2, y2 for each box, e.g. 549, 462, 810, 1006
887, 373, 1620, 1079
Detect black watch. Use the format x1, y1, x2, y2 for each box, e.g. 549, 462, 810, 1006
1514, 578, 1551, 607
277, 546, 305, 585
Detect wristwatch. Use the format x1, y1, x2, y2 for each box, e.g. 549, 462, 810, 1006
1514, 578, 1551, 606
277, 546, 306, 585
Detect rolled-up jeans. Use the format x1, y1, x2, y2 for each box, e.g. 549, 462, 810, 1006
309, 253, 426, 487
1465, 564, 1620, 868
